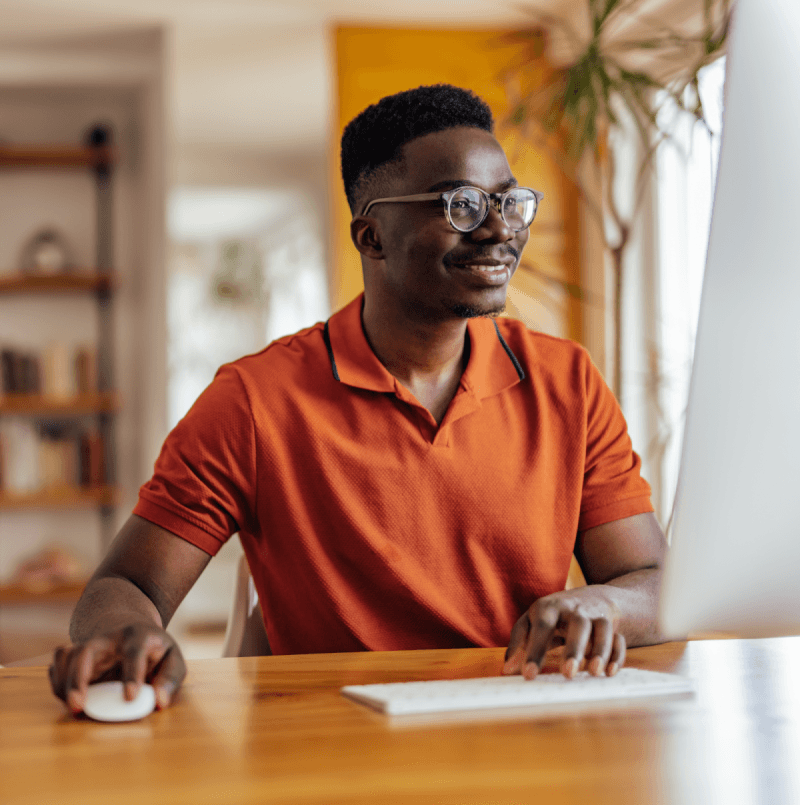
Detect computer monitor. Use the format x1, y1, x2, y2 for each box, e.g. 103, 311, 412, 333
659, 0, 800, 638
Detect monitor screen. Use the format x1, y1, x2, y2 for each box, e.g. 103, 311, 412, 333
659, 0, 800, 638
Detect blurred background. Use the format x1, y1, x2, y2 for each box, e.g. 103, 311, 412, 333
0, 0, 727, 662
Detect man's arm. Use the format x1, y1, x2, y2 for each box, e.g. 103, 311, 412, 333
503, 512, 667, 679
48, 514, 211, 712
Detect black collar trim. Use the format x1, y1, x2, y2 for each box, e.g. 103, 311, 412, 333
492, 320, 526, 380
322, 320, 340, 381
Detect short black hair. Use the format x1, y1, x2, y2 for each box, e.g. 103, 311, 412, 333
340, 84, 494, 214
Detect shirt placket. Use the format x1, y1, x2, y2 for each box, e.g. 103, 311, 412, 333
391, 379, 482, 448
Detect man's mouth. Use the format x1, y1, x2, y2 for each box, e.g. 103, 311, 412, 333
449, 260, 514, 287
459, 262, 510, 272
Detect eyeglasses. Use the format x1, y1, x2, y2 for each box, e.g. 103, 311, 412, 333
360, 185, 544, 233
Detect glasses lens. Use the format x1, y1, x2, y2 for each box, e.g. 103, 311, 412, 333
447, 188, 486, 232
503, 188, 538, 231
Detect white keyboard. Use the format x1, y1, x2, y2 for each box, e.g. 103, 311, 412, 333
341, 668, 694, 715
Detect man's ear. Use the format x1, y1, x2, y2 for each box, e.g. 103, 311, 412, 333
350, 216, 385, 260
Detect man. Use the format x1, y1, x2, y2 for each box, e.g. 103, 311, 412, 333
49, 84, 666, 714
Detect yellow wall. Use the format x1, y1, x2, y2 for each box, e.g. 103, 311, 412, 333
331, 26, 583, 343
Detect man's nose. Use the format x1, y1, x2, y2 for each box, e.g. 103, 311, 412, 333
469, 203, 514, 243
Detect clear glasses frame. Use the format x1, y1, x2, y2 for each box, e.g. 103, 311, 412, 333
359, 185, 544, 233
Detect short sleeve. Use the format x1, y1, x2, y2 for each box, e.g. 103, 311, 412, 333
578, 354, 653, 531
134, 364, 257, 555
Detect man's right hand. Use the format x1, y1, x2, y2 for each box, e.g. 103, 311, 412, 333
49, 515, 212, 714
49, 622, 187, 714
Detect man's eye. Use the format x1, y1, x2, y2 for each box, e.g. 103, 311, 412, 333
451, 198, 480, 211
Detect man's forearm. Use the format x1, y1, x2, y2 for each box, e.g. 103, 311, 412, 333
602, 566, 665, 647
69, 576, 163, 644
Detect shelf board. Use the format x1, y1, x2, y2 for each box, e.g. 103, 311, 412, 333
0, 579, 87, 605
0, 144, 115, 169
0, 272, 115, 295
0, 485, 119, 510
0, 391, 120, 416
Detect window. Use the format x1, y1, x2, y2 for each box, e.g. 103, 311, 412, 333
655, 57, 726, 531
166, 187, 329, 428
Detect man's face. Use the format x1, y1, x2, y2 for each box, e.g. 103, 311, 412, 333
369, 126, 530, 321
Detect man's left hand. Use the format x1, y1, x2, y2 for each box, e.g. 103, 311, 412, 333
502, 587, 626, 680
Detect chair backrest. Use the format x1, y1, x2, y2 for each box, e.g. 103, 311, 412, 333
221, 554, 272, 657
565, 555, 586, 589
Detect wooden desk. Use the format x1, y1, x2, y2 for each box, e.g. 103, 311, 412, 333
2, 637, 800, 805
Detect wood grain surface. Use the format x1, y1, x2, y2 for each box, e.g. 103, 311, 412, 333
3, 638, 800, 805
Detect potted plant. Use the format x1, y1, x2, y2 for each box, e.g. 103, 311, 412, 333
501, 0, 731, 400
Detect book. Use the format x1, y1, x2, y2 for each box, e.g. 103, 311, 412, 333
0, 344, 94, 396
74, 346, 98, 394
42, 343, 75, 399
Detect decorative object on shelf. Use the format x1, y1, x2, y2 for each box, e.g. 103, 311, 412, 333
19, 228, 74, 276
8, 545, 86, 594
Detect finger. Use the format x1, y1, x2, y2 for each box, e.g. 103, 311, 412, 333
522, 602, 561, 680
561, 613, 592, 679
48, 646, 71, 702
503, 615, 532, 674
587, 618, 614, 676
120, 629, 163, 700
149, 645, 187, 710
64, 645, 96, 713
66, 639, 115, 713
606, 633, 626, 676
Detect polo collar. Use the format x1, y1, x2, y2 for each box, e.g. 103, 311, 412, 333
325, 293, 525, 400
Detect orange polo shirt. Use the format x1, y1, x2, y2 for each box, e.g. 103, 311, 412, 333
134, 294, 652, 654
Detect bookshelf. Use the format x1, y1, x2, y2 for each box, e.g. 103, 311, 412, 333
0, 390, 119, 416
0, 131, 119, 571
0, 41, 168, 663
0, 485, 118, 510
0, 579, 86, 606
0, 271, 116, 295
0, 143, 115, 169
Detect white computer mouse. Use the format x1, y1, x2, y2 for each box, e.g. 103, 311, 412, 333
82, 680, 157, 722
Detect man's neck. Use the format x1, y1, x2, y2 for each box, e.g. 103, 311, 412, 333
361, 297, 470, 423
